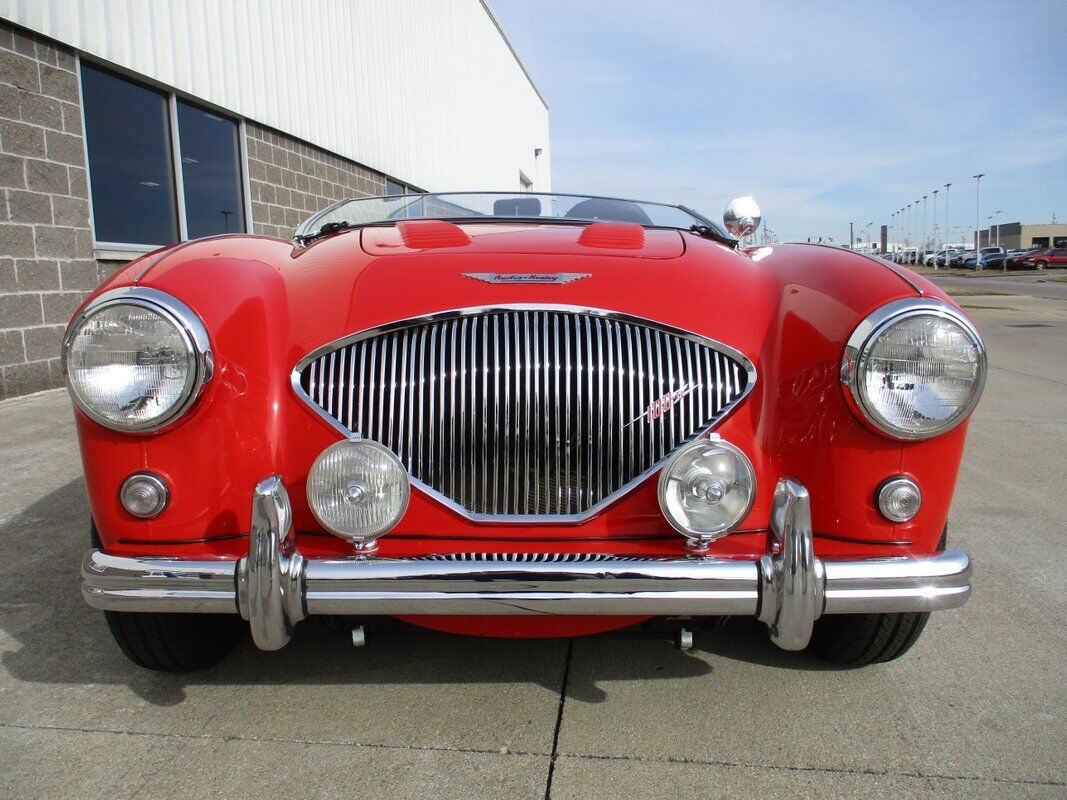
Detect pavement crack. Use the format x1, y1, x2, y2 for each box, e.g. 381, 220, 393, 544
543, 638, 574, 800
553, 750, 1067, 788
0, 721, 550, 760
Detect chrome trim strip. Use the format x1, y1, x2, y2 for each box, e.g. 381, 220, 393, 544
840, 298, 987, 441
62, 286, 214, 434
82, 477, 972, 652
290, 305, 758, 524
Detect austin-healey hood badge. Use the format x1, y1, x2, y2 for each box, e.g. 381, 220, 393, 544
462, 273, 591, 284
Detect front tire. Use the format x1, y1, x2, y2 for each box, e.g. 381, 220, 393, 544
809, 611, 929, 666
104, 611, 247, 672
92, 523, 246, 671
808, 528, 947, 666
1036, 260, 1048, 270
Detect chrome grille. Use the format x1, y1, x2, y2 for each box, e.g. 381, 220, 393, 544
296, 308, 753, 520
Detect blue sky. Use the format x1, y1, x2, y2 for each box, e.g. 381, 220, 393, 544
492, 0, 1066, 244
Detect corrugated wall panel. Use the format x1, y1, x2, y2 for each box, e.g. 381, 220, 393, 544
0, 0, 550, 191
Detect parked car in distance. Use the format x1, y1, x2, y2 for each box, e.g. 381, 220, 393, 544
949, 250, 975, 268
922, 251, 937, 265
1005, 248, 1040, 269
65, 191, 982, 672
1023, 247, 1067, 269
934, 249, 959, 267
979, 251, 1007, 269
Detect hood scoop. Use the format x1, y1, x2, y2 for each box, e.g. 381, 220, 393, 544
397, 220, 472, 249
577, 222, 645, 250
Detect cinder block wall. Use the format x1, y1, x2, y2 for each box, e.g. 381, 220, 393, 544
0, 21, 96, 399
245, 122, 386, 240
0, 20, 391, 401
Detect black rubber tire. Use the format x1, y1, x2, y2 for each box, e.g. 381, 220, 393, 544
92, 523, 246, 671
1036, 261, 1048, 270
808, 527, 946, 667
809, 611, 930, 666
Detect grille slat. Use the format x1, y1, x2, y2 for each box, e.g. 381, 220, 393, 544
298, 309, 751, 520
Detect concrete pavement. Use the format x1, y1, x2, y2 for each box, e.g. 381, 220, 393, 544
1, 292, 1064, 799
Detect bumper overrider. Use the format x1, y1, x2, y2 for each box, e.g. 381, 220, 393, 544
81, 477, 971, 652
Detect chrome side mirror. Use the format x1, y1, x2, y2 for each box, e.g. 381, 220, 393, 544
723, 196, 762, 238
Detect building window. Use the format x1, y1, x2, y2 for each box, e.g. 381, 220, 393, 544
519, 172, 532, 192
386, 179, 406, 196
81, 63, 179, 246
80, 62, 246, 248
176, 100, 245, 237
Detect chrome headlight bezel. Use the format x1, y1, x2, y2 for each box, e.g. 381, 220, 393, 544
62, 287, 213, 433
840, 298, 986, 441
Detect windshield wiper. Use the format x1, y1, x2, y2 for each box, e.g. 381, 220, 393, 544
294, 220, 359, 246
688, 224, 737, 246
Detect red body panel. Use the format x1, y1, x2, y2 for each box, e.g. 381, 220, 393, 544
72, 225, 974, 637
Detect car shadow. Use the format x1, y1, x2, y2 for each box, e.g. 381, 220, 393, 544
0, 479, 835, 709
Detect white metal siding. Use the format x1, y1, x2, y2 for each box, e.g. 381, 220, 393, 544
1, 0, 551, 191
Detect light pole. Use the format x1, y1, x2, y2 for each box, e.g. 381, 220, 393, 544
906, 203, 912, 260
915, 200, 921, 258
866, 222, 873, 253
849, 221, 854, 251
973, 173, 984, 271
994, 210, 1003, 271
944, 183, 951, 249
932, 189, 939, 268
922, 195, 928, 256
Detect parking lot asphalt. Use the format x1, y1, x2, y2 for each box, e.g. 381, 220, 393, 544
1, 291, 1064, 799
924, 270, 1067, 301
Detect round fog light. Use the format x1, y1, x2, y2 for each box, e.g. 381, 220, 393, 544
120, 472, 169, 518
658, 437, 756, 551
307, 438, 409, 553
877, 477, 922, 523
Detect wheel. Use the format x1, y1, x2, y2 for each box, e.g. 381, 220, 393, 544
808, 528, 946, 666
91, 523, 247, 671
809, 611, 929, 666
1036, 260, 1048, 270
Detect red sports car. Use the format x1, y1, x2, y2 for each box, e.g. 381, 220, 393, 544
68, 192, 982, 671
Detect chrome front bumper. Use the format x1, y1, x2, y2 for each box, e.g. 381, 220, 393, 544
81, 476, 972, 652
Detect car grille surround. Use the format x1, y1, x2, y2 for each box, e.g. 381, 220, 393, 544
295, 307, 754, 522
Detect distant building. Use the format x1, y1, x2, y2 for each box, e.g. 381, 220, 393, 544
980, 222, 1067, 250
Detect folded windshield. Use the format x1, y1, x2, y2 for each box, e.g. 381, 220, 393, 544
295, 192, 720, 239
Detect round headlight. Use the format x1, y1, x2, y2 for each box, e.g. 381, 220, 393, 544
843, 300, 985, 440
306, 438, 410, 553
63, 289, 211, 432
658, 437, 756, 550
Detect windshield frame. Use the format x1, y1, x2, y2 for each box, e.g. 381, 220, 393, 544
294, 191, 733, 243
